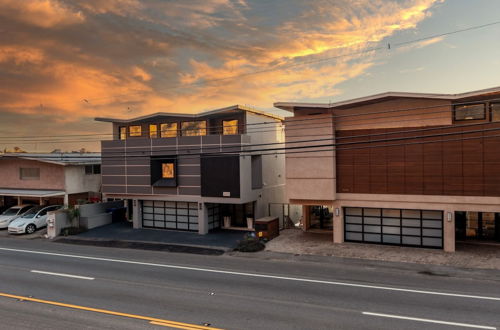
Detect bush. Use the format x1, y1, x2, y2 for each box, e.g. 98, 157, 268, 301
235, 234, 265, 252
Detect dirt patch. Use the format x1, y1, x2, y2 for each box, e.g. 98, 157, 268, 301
266, 229, 500, 270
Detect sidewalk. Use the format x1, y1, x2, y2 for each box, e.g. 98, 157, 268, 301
264, 229, 500, 271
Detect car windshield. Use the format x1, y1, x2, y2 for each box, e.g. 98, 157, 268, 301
1, 208, 20, 216
21, 207, 42, 218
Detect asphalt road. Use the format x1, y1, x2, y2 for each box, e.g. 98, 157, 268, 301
0, 237, 499, 330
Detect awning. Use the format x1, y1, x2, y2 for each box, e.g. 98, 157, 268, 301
0, 189, 65, 198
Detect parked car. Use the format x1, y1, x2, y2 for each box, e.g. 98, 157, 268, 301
0, 204, 34, 229
8, 205, 62, 234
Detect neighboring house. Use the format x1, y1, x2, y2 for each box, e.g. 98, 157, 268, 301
95, 105, 285, 234
275, 86, 500, 252
0, 153, 101, 208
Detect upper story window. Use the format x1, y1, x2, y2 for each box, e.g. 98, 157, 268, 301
161, 123, 178, 138
149, 124, 158, 138
454, 103, 486, 121
162, 163, 175, 178
491, 103, 500, 122
20, 168, 40, 180
181, 121, 207, 136
85, 164, 101, 175
119, 126, 127, 140
223, 119, 238, 135
129, 125, 142, 137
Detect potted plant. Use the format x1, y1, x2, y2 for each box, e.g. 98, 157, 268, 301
246, 214, 254, 229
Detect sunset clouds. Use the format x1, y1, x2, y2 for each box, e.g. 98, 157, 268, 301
0, 0, 446, 149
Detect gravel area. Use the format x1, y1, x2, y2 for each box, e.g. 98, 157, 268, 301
265, 229, 500, 270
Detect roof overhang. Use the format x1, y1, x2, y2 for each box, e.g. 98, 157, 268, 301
0, 189, 65, 197
1, 153, 101, 166
274, 86, 500, 113
95, 104, 283, 123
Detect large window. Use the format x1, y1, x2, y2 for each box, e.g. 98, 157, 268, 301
149, 124, 158, 138
160, 123, 178, 138
491, 103, 500, 122
119, 126, 127, 140
223, 119, 239, 135
20, 168, 40, 180
129, 125, 142, 137
454, 103, 486, 121
181, 121, 206, 136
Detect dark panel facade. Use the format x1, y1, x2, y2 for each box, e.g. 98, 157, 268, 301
336, 122, 500, 197
200, 156, 240, 198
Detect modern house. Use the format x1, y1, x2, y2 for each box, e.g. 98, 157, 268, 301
0, 153, 102, 208
95, 105, 285, 234
275, 86, 500, 252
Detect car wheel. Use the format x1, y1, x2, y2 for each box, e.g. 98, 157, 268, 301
25, 224, 36, 234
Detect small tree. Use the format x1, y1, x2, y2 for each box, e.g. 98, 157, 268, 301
66, 205, 80, 228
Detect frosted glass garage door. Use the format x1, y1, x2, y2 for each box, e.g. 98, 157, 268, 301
142, 200, 198, 231
344, 207, 443, 248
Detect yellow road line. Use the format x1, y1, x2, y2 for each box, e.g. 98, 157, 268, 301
0, 292, 222, 330
150, 320, 208, 329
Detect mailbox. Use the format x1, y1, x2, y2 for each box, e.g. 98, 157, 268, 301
254, 217, 279, 240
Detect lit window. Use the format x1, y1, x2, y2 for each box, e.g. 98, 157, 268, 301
162, 163, 174, 178
223, 119, 238, 135
491, 103, 500, 122
181, 121, 206, 136
160, 123, 178, 138
454, 104, 486, 121
119, 127, 127, 140
129, 125, 142, 137
20, 168, 40, 180
149, 124, 158, 138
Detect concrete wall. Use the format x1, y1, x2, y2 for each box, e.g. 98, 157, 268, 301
0, 158, 64, 190
78, 200, 124, 230
242, 112, 286, 219
64, 165, 101, 194
284, 114, 335, 203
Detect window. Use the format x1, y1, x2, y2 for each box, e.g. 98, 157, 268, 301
223, 119, 239, 135
491, 103, 500, 122
119, 126, 127, 140
129, 125, 142, 137
20, 168, 40, 180
181, 121, 206, 136
251, 155, 262, 189
162, 163, 174, 179
85, 164, 101, 175
149, 124, 158, 138
454, 103, 486, 121
160, 123, 178, 138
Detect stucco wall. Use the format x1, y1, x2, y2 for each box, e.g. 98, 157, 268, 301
64, 165, 101, 194
0, 158, 65, 190
285, 114, 336, 202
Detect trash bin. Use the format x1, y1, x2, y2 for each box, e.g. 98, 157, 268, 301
106, 207, 127, 223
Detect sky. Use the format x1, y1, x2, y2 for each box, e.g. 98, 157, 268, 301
0, 0, 499, 152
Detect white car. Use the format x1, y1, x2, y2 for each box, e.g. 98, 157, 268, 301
0, 205, 34, 229
8, 205, 62, 234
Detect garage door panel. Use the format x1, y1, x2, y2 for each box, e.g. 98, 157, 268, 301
142, 200, 198, 232
344, 207, 443, 249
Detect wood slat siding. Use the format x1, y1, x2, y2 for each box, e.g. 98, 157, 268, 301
336, 122, 500, 197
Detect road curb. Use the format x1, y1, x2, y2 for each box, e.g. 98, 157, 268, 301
53, 237, 227, 256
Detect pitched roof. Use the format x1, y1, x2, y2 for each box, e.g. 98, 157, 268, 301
95, 104, 283, 123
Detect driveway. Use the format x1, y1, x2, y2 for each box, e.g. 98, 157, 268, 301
0, 228, 47, 239
266, 228, 500, 270
63, 221, 249, 250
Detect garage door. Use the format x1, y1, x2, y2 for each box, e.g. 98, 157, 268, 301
344, 207, 443, 248
142, 201, 198, 231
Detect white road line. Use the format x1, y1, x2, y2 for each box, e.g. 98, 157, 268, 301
362, 312, 497, 330
1, 247, 499, 302
30, 270, 95, 280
